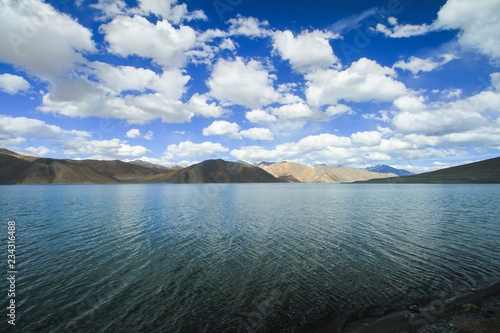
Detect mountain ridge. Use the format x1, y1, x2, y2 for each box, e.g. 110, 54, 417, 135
259, 162, 398, 183
356, 157, 500, 183
0, 149, 280, 184
365, 165, 413, 176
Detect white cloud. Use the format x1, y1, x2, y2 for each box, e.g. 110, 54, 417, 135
240, 128, 274, 141
92, 0, 206, 23
391, 94, 490, 136
0, 114, 89, 138
63, 138, 150, 160
377, 0, 500, 62
269, 103, 323, 121
90, 0, 127, 20
363, 111, 391, 122
99, 15, 196, 68
23, 146, 55, 157
91, 62, 189, 100
375, 19, 432, 38
134, 0, 188, 24
126, 128, 153, 140
164, 140, 228, 159
144, 130, 153, 140
207, 57, 281, 108
434, 0, 500, 61
126, 129, 141, 139
351, 131, 383, 146
37, 64, 219, 125
184, 93, 227, 118
228, 15, 271, 38
202, 120, 241, 139
0, 115, 151, 160
306, 57, 408, 106
0, 73, 30, 94
325, 104, 354, 117
272, 30, 340, 72
0, 0, 95, 77
245, 109, 278, 123
38, 76, 194, 124
393, 54, 458, 76
219, 38, 236, 50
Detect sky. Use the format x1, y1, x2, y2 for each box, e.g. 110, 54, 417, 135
1, 0, 500, 172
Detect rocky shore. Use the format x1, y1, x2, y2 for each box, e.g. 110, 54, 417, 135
338, 281, 500, 333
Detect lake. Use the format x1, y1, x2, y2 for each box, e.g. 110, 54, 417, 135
1, 183, 499, 332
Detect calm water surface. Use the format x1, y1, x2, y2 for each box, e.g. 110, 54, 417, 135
1, 184, 499, 332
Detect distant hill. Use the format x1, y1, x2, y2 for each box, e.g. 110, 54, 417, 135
358, 157, 500, 183
129, 159, 183, 171
259, 162, 398, 183
77, 159, 167, 181
0, 149, 280, 184
365, 165, 413, 176
149, 159, 280, 183
0, 154, 119, 184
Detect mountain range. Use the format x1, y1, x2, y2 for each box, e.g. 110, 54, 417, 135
0, 148, 280, 184
3, 148, 497, 184
0, 148, 404, 184
259, 162, 398, 182
357, 157, 500, 183
365, 165, 413, 176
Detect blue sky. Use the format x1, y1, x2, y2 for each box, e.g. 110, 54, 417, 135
1, 0, 500, 172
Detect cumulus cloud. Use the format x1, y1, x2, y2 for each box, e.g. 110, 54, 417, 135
126, 129, 141, 139
0, 115, 151, 160
377, 0, 500, 62
306, 57, 408, 106
375, 18, 432, 38
272, 30, 341, 72
0, 73, 30, 94
393, 54, 458, 76
125, 128, 153, 140
164, 140, 229, 159
245, 109, 278, 123
92, 0, 206, 23
240, 128, 274, 141
0, 114, 89, 139
392, 94, 490, 136
184, 93, 228, 118
228, 15, 271, 38
63, 138, 150, 160
38, 75, 193, 124
99, 15, 196, 68
23, 146, 55, 157
325, 104, 354, 117
434, 0, 500, 61
91, 62, 189, 99
351, 131, 383, 146
202, 120, 242, 139
269, 103, 324, 121
207, 57, 281, 108
36, 63, 228, 125
0, 0, 96, 77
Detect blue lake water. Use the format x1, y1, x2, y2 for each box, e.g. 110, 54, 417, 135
1, 183, 499, 332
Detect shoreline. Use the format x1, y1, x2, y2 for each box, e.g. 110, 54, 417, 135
302, 280, 500, 332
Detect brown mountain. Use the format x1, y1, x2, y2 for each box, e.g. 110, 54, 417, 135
128, 159, 183, 171
0, 153, 119, 184
0, 149, 280, 184
358, 156, 500, 183
77, 159, 168, 182
150, 159, 281, 183
259, 162, 398, 183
